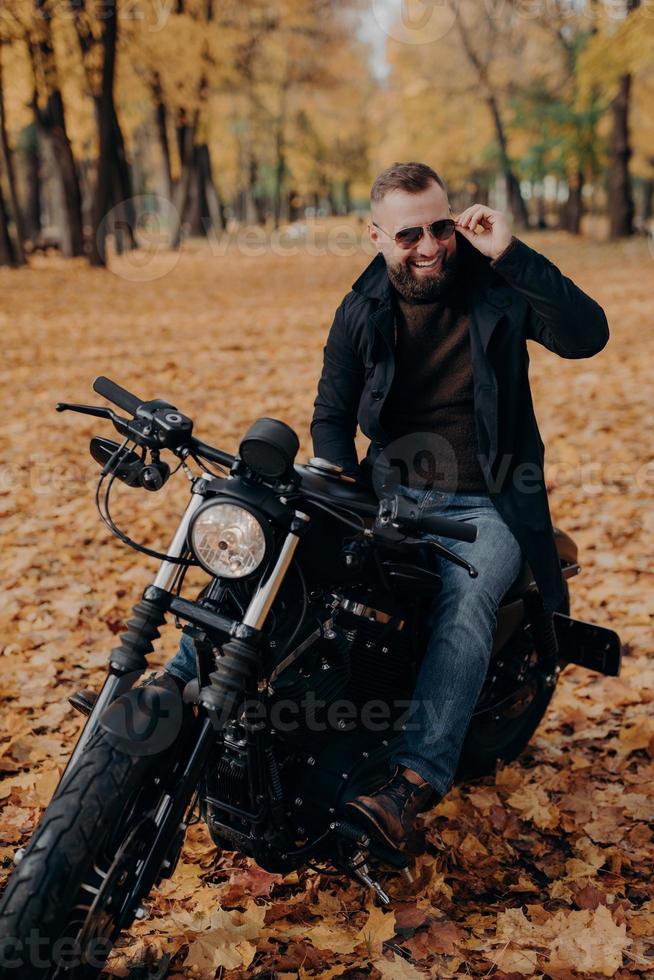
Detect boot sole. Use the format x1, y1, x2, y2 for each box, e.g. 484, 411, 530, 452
343, 799, 404, 851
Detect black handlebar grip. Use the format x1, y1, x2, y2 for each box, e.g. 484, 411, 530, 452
416, 513, 478, 543
93, 376, 143, 415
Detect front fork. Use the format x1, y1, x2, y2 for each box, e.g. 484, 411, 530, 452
62, 487, 207, 781
63, 485, 309, 778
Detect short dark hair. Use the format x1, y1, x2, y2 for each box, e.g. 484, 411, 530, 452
370, 162, 447, 204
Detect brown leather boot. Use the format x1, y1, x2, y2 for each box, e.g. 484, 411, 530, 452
343, 765, 439, 850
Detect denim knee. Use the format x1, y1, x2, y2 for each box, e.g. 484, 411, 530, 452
164, 631, 198, 684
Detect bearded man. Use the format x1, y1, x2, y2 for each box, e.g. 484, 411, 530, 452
310, 161, 609, 850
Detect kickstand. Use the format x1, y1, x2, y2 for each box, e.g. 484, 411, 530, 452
349, 849, 391, 905
331, 818, 414, 902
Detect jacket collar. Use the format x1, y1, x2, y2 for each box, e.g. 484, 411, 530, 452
351, 252, 391, 304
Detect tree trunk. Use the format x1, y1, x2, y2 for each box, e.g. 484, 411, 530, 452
0, 45, 25, 264
70, 0, 135, 256
245, 152, 265, 224
0, 187, 17, 266
486, 93, 529, 229
151, 72, 172, 200
88, 1, 118, 266
449, 0, 529, 229
565, 169, 584, 234
273, 126, 286, 228
109, 103, 136, 246
196, 143, 225, 231
343, 179, 351, 214
30, 1, 84, 257
607, 72, 634, 239
19, 124, 42, 244
642, 174, 653, 224
171, 110, 197, 248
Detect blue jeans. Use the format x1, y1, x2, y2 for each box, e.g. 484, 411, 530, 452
164, 489, 523, 798
387, 488, 522, 796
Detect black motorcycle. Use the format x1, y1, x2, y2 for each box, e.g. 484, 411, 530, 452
0, 376, 621, 978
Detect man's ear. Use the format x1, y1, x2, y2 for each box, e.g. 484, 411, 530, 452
368, 222, 383, 253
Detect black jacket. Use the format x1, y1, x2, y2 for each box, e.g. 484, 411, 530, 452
310, 233, 609, 612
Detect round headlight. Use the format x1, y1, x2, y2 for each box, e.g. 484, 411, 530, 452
189, 502, 267, 578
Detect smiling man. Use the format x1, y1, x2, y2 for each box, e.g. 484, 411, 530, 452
311, 161, 609, 850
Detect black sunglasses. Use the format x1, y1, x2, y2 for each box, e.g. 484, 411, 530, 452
373, 218, 456, 249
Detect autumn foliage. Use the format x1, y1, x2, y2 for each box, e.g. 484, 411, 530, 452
0, 0, 653, 268
0, 228, 652, 977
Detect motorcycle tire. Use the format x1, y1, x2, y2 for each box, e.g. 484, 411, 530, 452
0, 726, 171, 979
456, 584, 570, 780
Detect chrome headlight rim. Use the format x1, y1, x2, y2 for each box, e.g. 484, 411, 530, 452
187, 497, 272, 580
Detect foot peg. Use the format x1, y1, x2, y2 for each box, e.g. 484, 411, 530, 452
68, 689, 97, 716
331, 818, 409, 868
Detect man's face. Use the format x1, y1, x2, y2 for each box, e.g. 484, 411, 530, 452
369, 182, 459, 302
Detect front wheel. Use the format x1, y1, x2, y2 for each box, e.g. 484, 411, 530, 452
0, 727, 176, 979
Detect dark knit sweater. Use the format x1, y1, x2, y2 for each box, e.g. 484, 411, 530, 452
380, 272, 487, 493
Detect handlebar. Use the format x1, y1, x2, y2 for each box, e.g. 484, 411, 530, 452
93, 376, 144, 416
414, 511, 477, 543
379, 493, 478, 544
191, 438, 235, 469
59, 376, 236, 469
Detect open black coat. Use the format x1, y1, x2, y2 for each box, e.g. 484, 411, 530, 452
310, 233, 609, 613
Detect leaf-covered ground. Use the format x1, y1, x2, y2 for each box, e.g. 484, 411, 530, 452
0, 227, 652, 978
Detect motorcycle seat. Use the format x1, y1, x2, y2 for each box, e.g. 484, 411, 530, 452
500, 558, 535, 604
500, 525, 576, 605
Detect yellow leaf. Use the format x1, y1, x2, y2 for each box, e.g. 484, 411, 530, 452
546, 905, 630, 977
492, 946, 540, 974
303, 923, 361, 954
373, 953, 425, 979
355, 901, 397, 954
34, 769, 61, 807
506, 784, 559, 829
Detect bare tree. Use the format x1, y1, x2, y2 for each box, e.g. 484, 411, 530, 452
26, 0, 84, 256
0, 39, 25, 263
70, 0, 136, 263
447, 0, 529, 228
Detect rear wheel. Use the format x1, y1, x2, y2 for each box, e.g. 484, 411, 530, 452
0, 727, 179, 979
457, 585, 569, 780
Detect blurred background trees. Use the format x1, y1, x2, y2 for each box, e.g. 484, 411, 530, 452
0, 0, 651, 268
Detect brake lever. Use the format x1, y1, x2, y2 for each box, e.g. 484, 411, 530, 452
372, 522, 478, 577
56, 402, 129, 435
423, 538, 478, 578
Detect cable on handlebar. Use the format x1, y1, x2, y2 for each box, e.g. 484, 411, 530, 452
188, 452, 230, 480
285, 494, 367, 535
94, 440, 196, 565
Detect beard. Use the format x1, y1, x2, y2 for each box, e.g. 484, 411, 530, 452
386, 248, 460, 303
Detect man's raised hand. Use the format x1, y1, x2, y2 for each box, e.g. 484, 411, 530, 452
455, 205, 513, 261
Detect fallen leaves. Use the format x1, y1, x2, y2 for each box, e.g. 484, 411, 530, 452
489, 904, 630, 977
506, 783, 561, 830
0, 230, 653, 977
171, 902, 266, 973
